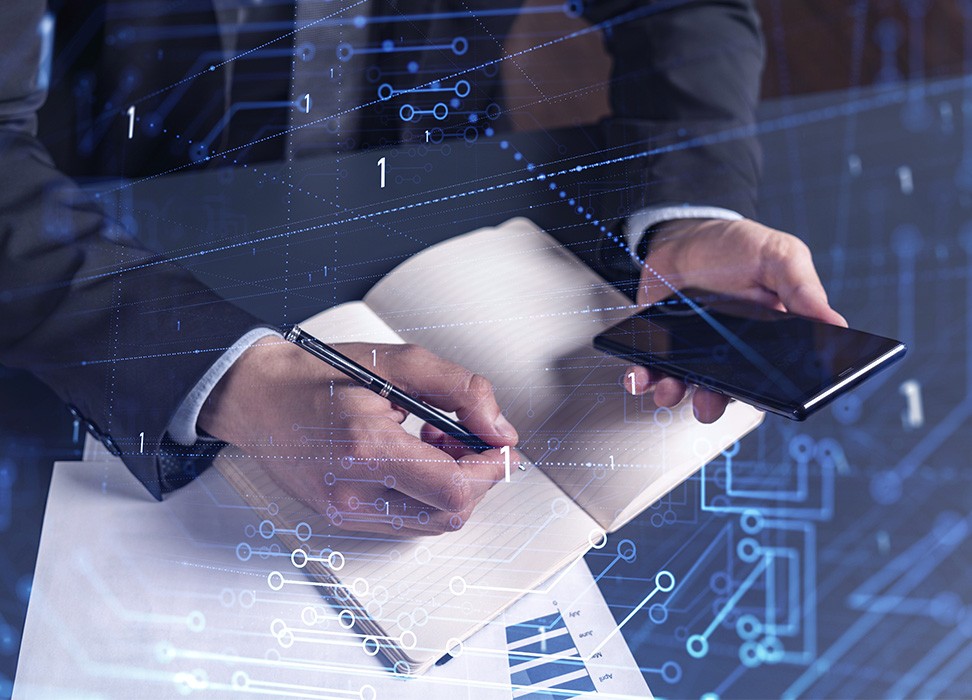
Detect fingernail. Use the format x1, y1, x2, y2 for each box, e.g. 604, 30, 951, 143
494, 413, 518, 440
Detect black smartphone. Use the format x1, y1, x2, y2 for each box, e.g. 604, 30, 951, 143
593, 289, 906, 420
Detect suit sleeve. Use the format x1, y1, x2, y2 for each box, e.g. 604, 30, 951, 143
581, 0, 765, 260
0, 0, 262, 498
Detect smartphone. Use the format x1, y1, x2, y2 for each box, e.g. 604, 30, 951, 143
593, 289, 906, 420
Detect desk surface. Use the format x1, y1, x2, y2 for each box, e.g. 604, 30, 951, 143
5, 76, 972, 697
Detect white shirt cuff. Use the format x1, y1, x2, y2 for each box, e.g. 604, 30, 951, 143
167, 327, 283, 445
624, 205, 744, 252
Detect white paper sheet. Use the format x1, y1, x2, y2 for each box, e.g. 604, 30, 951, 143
15, 458, 651, 698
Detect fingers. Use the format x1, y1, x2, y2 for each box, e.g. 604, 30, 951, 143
622, 365, 655, 395
692, 388, 730, 423
760, 235, 848, 327
325, 450, 507, 536
378, 345, 518, 447
782, 284, 848, 327
421, 423, 523, 466
619, 367, 728, 422
327, 492, 485, 536
653, 376, 687, 407
621, 366, 687, 409
360, 417, 507, 514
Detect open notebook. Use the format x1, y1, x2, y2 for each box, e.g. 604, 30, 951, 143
216, 218, 763, 675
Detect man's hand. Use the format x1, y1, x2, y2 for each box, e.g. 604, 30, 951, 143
625, 218, 847, 422
198, 337, 519, 536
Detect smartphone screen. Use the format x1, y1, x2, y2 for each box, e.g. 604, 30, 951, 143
593, 289, 906, 420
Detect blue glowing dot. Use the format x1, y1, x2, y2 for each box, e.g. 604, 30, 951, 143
568, 198, 576, 206
468, 113, 478, 123
527, 163, 535, 171
500, 140, 509, 149
559, 191, 567, 198
208, 65, 215, 71
353, 16, 366, 28
514, 152, 523, 161
407, 61, 419, 73
382, 39, 394, 52
549, 182, 557, 190
485, 127, 494, 136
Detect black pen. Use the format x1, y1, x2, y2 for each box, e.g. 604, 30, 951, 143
284, 324, 494, 453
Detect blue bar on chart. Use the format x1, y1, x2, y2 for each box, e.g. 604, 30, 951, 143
506, 612, 596, 698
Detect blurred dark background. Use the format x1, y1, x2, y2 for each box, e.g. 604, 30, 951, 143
2, 1, 970, 696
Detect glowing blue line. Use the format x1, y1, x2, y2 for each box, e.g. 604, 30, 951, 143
702, 556, 769, 639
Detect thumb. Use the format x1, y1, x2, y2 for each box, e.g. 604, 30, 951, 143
781, 284, 848, 327
381, 344, 518, 447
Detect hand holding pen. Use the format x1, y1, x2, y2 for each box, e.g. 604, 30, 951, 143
197, 331, 520, 536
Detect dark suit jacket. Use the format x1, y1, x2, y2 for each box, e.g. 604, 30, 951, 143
0, 0, 764, 498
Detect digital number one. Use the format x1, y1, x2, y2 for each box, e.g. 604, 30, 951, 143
377, 157, 386, 189
126, 105, 135, 139
501, 445, 511, 483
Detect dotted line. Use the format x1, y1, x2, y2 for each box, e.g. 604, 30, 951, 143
126, 0, 372, 110
99, 0, 705, 194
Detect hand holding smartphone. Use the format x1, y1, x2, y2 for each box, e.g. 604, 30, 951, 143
594, 289, 906, 420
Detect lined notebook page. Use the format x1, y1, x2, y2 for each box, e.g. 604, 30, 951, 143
218, 300, 600, 674
364, 218, 764, 531
216, 449, 597, 675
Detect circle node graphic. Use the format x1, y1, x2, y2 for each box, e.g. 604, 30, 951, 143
338, 609, 356, 629
648, 603, 668, 624
655, 570, 676, 592
328, 550, 346, 571
736, 613, 762, 640
267, 571, 285, 591
400, 630, 418, 650
740, 509, 764, 534
737, 537, 761, 563
686, 634, 708, 658
618, 538, 637, 562
739, 640, 762, 667
660, 660, 682, 684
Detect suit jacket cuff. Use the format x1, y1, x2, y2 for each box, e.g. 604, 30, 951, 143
624, 204, 744, 253
167, 327, 283, 445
